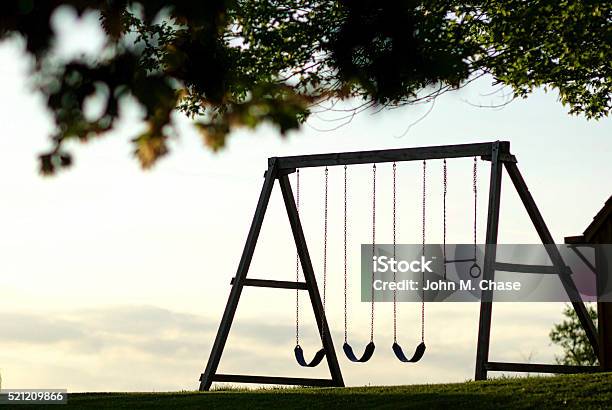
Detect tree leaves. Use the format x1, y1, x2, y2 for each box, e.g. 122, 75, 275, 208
327, 0, 476, 105
0, 1, 609, 174
482, 0, 612, 119
549, 304, 598, 366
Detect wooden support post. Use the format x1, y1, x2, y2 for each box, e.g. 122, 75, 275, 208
504, 161, 599, 357
278, 174, 345, 387
198, 159, 278, 391
596, 247, 612, 370
474, 141, 504, 381
598, 304, 612, 370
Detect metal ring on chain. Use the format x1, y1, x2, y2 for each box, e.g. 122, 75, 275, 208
473, 157, 478, 261
469, 262, 482, 278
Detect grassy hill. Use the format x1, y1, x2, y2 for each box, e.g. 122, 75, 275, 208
20, 373, 612, 409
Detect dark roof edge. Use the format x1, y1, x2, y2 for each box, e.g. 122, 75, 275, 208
583, 195, 612, 241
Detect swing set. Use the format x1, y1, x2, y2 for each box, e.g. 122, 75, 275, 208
199, 141, 600, 390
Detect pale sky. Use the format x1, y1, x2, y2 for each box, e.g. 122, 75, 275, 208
0, 10, 610, 392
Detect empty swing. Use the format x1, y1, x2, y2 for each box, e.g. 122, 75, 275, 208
293, 168, 327, 367
391, 161, 427, 363
442, 158, 481, 279
342, 164, 376, 362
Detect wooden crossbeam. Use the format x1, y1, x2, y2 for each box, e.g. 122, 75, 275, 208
230, 278, 308, 290
272, 142, 509, 170
210, 374, 336, 387
494, 262, 570, 275
485, 362, 601, 374
445, 258, 477, 264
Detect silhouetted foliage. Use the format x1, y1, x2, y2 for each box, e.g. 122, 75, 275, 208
550, 304, 598, 366
1, 1, 610, 173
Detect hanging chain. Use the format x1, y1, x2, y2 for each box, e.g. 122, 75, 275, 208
371, 163, 376, 343
443, 159, 447, 280
343, 165, 348, 343
323, 167, 328, 313
295, 169, 300, 346
421, 160, 426, 342
473, 157, 478, 260
392, 162, 397, 343
422, 161, 426, 256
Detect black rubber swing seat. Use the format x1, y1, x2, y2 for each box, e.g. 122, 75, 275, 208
294, 345, 326, 367
392, 341, 426, 363
343, 341, 376, 362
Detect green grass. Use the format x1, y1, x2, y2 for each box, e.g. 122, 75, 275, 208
18, 373, 612, 409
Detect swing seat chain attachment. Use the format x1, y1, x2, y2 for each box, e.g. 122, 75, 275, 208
391, 161, 426, 364
342, 164, 377, 363
293, 168, 329, 368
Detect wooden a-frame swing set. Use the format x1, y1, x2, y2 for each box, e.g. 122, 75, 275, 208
198, 141, 602, 391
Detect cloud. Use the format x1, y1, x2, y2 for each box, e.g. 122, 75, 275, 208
0, 312, 84, 344
0, 305, 217, 362
0, 303, 567, 391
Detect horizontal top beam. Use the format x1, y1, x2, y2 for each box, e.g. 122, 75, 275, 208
270, 141, 511, 170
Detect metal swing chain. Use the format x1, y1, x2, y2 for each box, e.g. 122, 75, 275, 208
473, 157, 478, 260
295, 169, 300, 346
421, 160, 426, 343
323, 167, 328, 314
443, 159, 447, 280
371, 163, 376, 343
392, 162, 397, 343
343, 165, 348, 344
